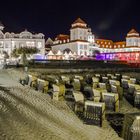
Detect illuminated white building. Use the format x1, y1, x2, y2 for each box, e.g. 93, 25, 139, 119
0, 22, 45, 56
96, 29, 140, 53
51, 18, 140, 59
52, 18, 99, 56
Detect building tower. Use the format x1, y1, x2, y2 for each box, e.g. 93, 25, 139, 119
70, 18, 89, 41
126, 29, 140, 47
87, 27, 95, 44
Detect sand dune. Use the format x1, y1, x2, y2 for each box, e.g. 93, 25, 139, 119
0, 69, 122, 140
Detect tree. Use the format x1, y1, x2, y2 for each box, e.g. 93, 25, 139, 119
19, 52, 28, 66
92, 50, 100, 57
11, 47, 39, 66
11, 49, 19, 58
3, 51, 9, 59
11, 47, 39, 57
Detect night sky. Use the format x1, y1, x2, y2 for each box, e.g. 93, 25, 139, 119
0, 0, 140, 42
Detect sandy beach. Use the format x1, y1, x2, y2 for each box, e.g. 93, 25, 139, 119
0, 69, 123, 140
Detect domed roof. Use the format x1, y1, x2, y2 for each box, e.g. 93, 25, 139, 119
73, 18, 86, 24
128, 29, 138, 34
56, 34, 69, 40
71, 18, 88, 29
20, 29, 32, 38
127, 28, 139, 37
20, 29, 32, 35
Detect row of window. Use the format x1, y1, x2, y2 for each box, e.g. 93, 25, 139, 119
0, 33, 44, 39
72, 36, 87, 40
79, 44, 88, 50
97, 41, 111, 45
0, 42, 42, 48
100, 44, 126, 48
127, 39, 140, 42
72, 31, 87, 35
114, 45, 125, 48
100, 48, 140, 53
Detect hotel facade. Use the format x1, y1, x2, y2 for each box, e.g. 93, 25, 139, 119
0, 23, 45, 56
49, 18, 140, 62
51, 18, 98, 57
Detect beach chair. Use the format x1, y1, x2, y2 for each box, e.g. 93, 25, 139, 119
121, 79, 129, 89
102, 77, 108, 83
84, 101, 105, 127
72, 78, 81, 91
52, 84, 65, 101
73, 91, 84, 115
92, 77, 99, 87
130, 78, 136, 84
93, 88, 101, 102
37, 79, 49, 93
102, 92, 119, 112
83, 86, 93, 100
99, 83, 106, 90
134, 91, 140, 108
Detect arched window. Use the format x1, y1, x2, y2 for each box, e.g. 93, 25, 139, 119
20, 30, 32, 39
5, 32, 11, 38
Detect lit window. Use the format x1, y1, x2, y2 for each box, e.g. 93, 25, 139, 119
11, 41, 15, 48
84, 45, 87, 49
0, 41, 3, 48
37, 42, 42, 48
80, 45, 83, 49
5, 43, 10, 48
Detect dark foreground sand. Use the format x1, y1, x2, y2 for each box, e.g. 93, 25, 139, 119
0, 69, 123, 140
